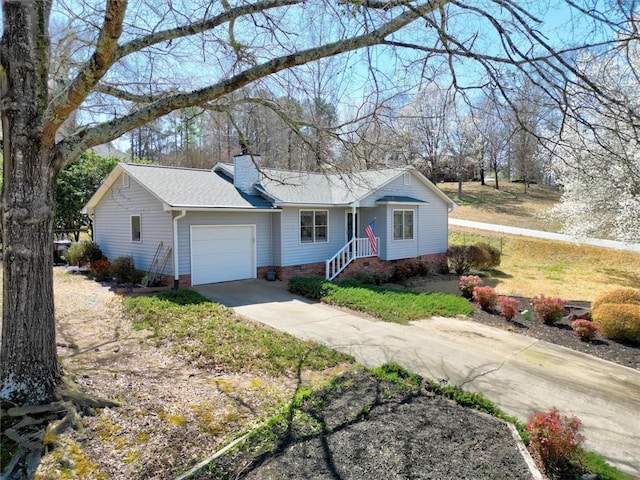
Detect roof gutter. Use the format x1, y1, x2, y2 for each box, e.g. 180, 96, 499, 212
172, 210, 187, 290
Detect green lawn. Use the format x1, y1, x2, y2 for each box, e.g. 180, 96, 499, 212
288, 277, 474, 324
124, 289, 354, 375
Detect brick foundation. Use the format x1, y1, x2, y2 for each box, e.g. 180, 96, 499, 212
170, 253, 448, 287
335, 253, 448, 281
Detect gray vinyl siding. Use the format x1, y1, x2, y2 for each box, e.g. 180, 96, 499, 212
280, 207, 347, 266
93, 173, 174, 274
176, 211, 274, 275
358, 206, 387, 258
360, 173, 448, 260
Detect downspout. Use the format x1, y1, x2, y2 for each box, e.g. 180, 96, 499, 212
173, 209, 187, 290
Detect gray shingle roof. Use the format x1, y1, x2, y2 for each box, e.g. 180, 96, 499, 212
120, 163, 272, 209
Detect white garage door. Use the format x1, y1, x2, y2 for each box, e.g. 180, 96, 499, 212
190, 225, 256, 285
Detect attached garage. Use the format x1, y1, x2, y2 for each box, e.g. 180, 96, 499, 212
190, 225, 256, 285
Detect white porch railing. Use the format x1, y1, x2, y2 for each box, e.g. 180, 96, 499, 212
325, 237, 379, 281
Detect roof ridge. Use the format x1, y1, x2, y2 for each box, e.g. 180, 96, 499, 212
123, 163, 211, 173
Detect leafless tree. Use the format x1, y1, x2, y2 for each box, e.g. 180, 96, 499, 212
1, 0, 637, 414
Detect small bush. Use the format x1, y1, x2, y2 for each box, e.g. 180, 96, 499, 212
66, 241, 104, 267
592, 303, 640, 344
532, 294, 565, 325
390, 261, 429, 282
447, 245, 473, 274
498, 296, 520, 321
465, 245, 491, 270
472, 285, 497, 311
459, 275, 483, 299
89, 258, 111, 282
288, 277, 334, 300
527, 408, 585, 477
351, 271, 390, 285
570, 319, 602, 342
475, 242, 501, 269
110, 256, 138, 284
592, 288, 640, 311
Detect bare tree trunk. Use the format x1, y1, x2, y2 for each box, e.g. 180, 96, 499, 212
1, 0, 60, 405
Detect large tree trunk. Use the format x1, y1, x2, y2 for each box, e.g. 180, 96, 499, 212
1, 0, 60, 405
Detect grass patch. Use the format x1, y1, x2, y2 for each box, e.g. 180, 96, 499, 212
123, 289, 354, 375
449, 229, 640, 301
440, 181, 563, 232
289, 277, 473, 324
583, 452, 635, 480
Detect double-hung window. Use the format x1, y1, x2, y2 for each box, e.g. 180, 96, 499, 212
300, 210, 328, 243
393, 210, 414, 240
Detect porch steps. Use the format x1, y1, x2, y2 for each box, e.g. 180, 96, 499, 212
325, 237, 378, 280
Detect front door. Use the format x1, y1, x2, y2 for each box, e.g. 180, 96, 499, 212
346, 212, 358, 243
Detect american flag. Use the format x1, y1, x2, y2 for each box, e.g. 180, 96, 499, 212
365, 220, 377, 254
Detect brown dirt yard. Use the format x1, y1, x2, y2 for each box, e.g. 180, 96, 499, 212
1, 267, 538, 479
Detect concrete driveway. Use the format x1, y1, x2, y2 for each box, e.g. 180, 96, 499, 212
195, 279, 640, 477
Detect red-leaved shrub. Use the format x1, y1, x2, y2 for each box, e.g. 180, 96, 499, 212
459, 275, 483, 299
571, 319, 602, 341
527, 408, 585, 477
532, 294, 565, 325
498, 296, 520, 321
472, 285, 497, 311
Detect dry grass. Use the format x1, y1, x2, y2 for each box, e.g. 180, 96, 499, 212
450, 229, 640, 302
0, 268, 352, 479
439, 181, 563, 232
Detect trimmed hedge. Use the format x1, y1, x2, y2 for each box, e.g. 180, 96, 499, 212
592, 288, 640, 311
592, 303, 640, 344
288, 276, 334, 300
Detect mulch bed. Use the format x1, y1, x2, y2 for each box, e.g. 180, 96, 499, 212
470, 297, 640, 371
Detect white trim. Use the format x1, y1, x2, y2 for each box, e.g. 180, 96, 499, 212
162, 206, 278, 212
299, 209, 329, 245
392, 209, 415, 241
130, 214, 142, 243
122, 172, 130, 188
403, 172, 411, 185
172, 210, 187, 284
345, 210, 359, 243
189, 224, 257, 286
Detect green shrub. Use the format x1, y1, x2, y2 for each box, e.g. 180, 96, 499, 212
592, 303, 640, 343
592, 288, 640, 311
110, 255, 139, 284
390, 261, 429, 282
288, 277, 334, 299
66, 241, 103, 267
351, 271, 390, 285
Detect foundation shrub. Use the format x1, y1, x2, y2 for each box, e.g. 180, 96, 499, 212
592, 287, 640, 311
288, 276, 334, 300
390, 261, 429, 282
570, 319, 602, 342
458, 275, 483, 299
498, 296, 520, 321
527, 408, 585, 478
472, 285, 497, 311
110, 256, 140, 284
532, 294, 565, 325
592, 303, 640, 344
351, 271, 390, 285
66, 241, 103, 266
89, 258, 111, 282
